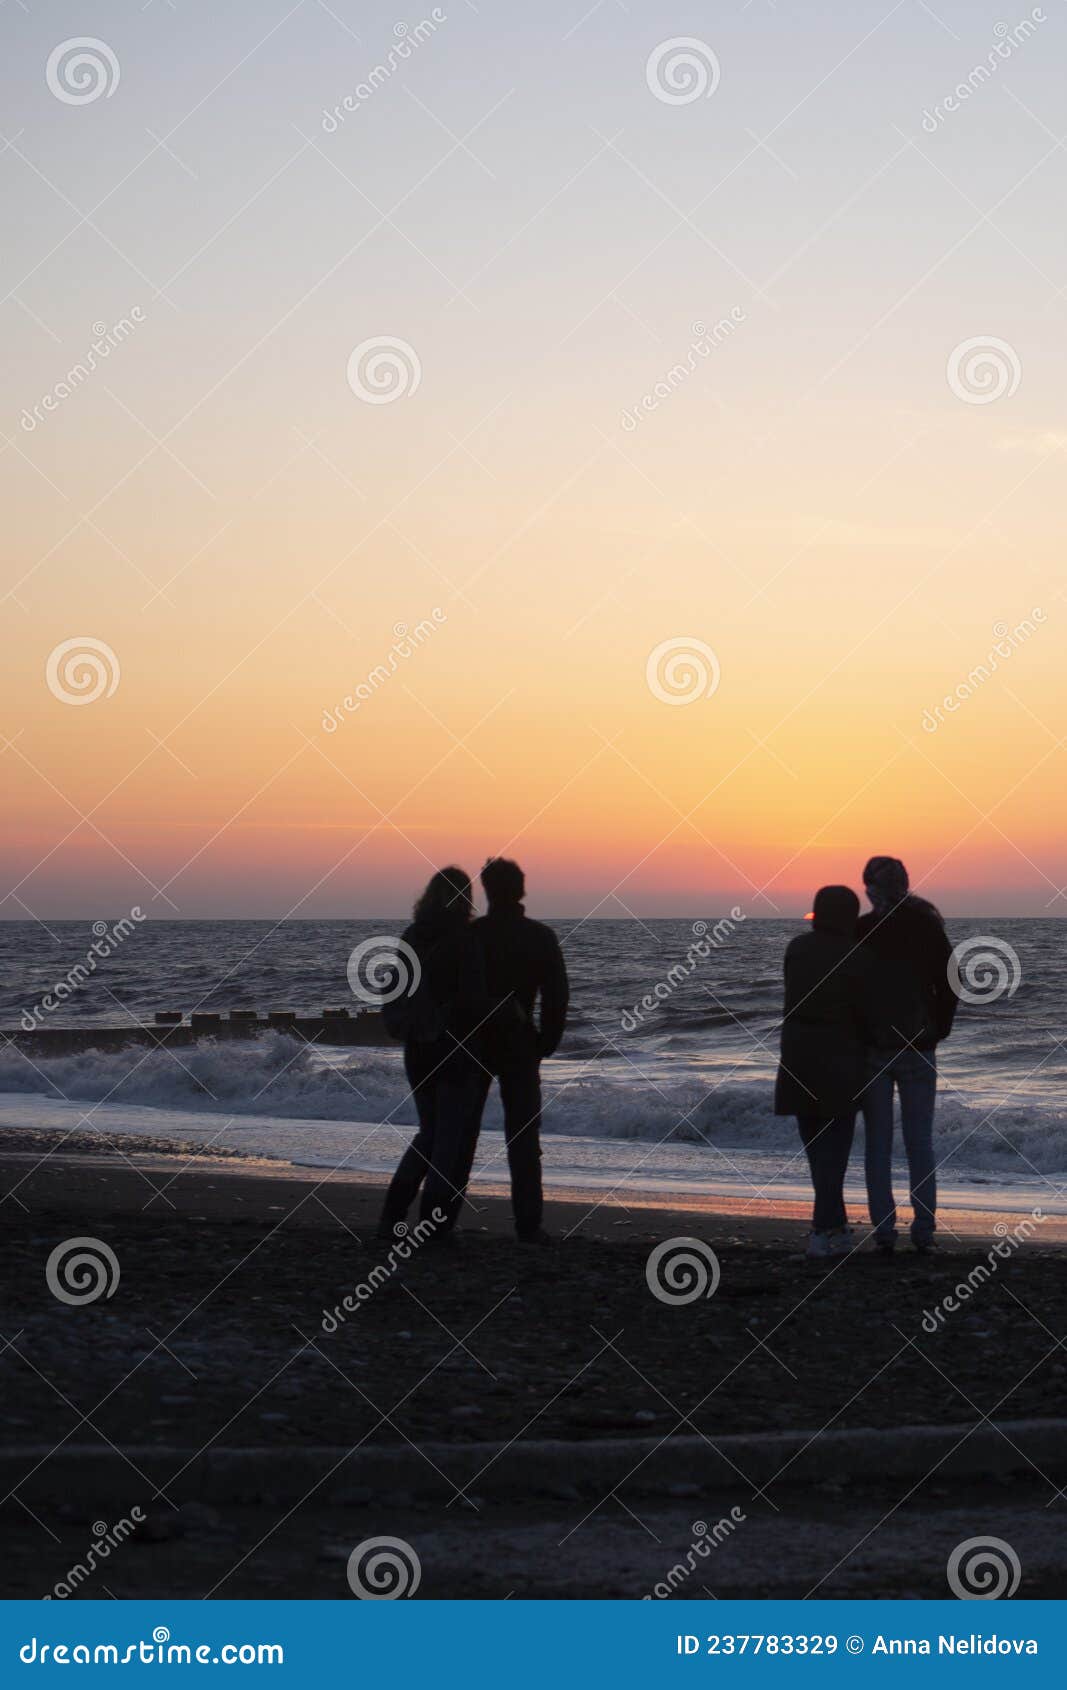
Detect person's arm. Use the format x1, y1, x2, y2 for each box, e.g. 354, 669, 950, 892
929, 918, 958, 1041
537, 932, 569, 1057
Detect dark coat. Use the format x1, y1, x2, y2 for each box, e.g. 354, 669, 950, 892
469, 905, 569, 1065
773, 929, 879, 1118
856, 900, 957, 1050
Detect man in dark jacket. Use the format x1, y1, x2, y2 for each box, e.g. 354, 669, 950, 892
857, 855, 957, 1254
466, 858, 569, 1243
774, 886, 880, 1260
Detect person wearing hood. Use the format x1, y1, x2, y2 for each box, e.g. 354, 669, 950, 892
857, 856, 957, 1256
774, 886, 879, 1262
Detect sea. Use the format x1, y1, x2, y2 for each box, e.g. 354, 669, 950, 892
1, 917, 1063, 1218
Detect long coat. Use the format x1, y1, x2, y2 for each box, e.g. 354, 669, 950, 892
773, 928, 879, 1118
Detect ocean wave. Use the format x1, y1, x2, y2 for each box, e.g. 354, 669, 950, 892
2, 1033, 1066, 1180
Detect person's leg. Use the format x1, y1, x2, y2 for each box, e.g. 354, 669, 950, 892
798, 1114, 855, 1233
419, 1065, 491, 1233
897, 1049, 938, 1246
862, 1052, 898, 1248
378, 1046, 437, 1234
795, 1115, 825, 1231
499, 1062, 543, 1239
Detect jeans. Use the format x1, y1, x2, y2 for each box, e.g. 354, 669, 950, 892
379, 1042, 483, 1235
474, 1061, 544, 1239
861, 1047, 938, 1246
796, 1113, 855, 1233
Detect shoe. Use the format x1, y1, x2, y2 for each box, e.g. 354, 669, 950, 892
912, 1237, 936, 1255
805, 1231, 832, 1261
517, 1228, 554, 1246
874, 1237, 896, 1258
827, 1227, 854, 1258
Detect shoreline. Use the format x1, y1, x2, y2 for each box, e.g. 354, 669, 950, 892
2, 1131, 1062, 1245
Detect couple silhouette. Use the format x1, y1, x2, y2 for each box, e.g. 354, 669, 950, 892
378, 858, 569, 1246
774, 855, 958, 1261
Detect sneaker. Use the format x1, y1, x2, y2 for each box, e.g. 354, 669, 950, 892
827, 1227, 854, 1258
805, 1231, 832, 1261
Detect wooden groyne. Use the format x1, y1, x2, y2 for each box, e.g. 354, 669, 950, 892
2, 1009, 393, 1058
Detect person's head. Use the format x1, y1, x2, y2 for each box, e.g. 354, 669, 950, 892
413, 866, 474, 929
480, 856, 525, 910
862, 855, 910, 914
810, 884, 860, 937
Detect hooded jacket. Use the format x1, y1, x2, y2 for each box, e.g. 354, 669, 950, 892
774, 911, 880, 1118
856, 900, 957, 1050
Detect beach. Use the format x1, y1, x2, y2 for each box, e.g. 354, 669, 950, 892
4, 1133, 1066, 1597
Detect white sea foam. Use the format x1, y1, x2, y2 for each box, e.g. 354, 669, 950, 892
1, 1033, 1065, 1191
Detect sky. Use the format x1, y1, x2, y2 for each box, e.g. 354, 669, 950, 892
2, 0, 1064, 919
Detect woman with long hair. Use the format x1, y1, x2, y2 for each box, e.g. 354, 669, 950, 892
377, 866, 479, 1243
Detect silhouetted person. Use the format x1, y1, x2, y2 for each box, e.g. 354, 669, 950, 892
465, 858, 569, 1243
857, 856, 957, 1256
378, 867, 482, 1242
774, 886, 879, 1262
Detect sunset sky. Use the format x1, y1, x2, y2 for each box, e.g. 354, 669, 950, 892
2, 0, 1064, 918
